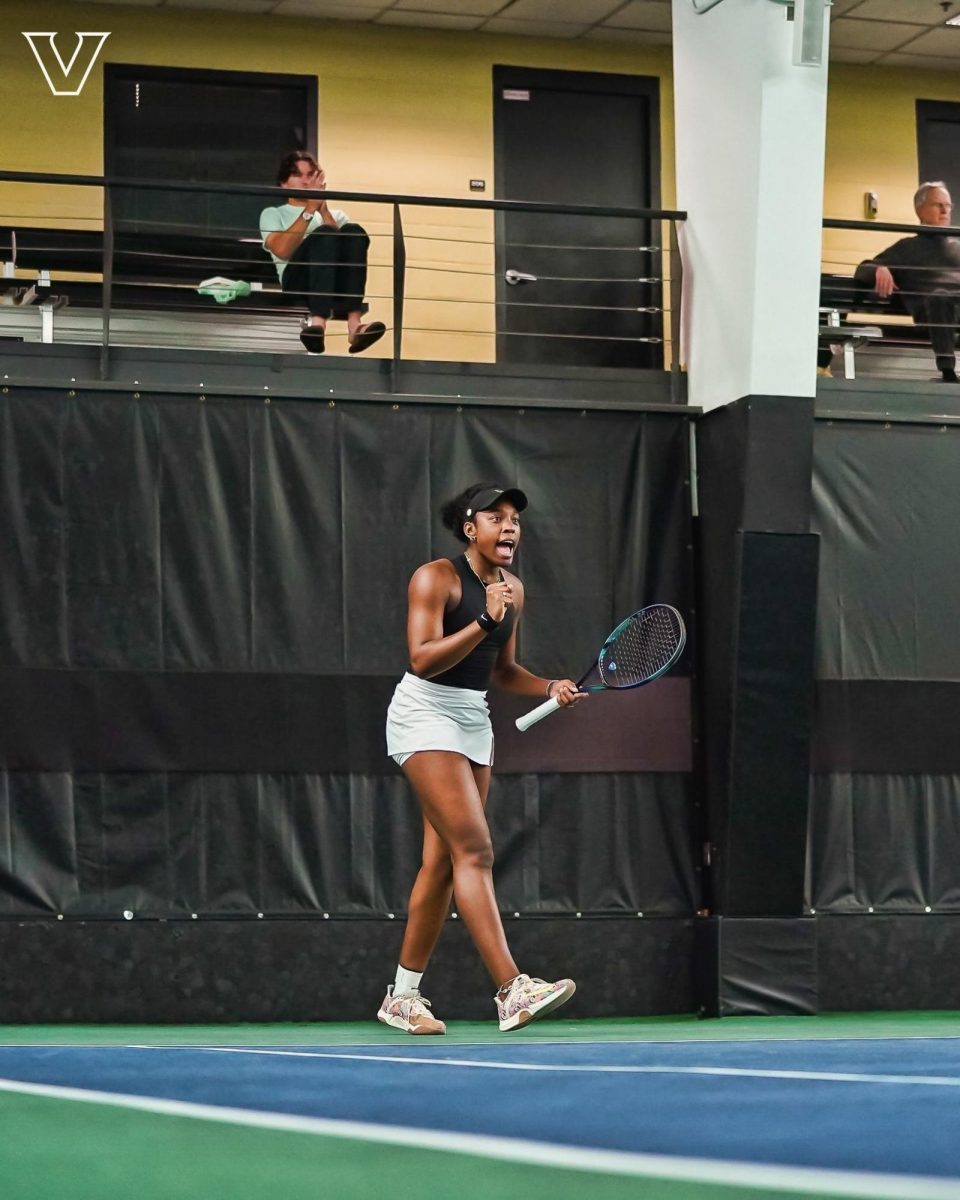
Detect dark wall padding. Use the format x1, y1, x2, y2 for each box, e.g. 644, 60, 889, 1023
813, 419, 960, 683
0, 391, 696, 919
0, 392, 692, 676
695, 397, 816, 919
0, 916, 696, 1022
808, 773, 960, 913
817, 913, 960, 1011
722, 531, 819, 915
813, 680, 960, 774
0, 771, 697, 919
695, 917, 818, 1018
0, 668, 691, 775
810, 419, 960, 914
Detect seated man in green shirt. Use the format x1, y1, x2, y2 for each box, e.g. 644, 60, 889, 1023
260, 151, 385, 355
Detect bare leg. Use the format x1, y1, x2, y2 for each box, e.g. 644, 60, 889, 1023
398, 761, 491, 972
400, 752, 518, 987
397, 817, 452, 972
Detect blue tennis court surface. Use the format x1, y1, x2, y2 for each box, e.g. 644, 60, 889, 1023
3, 1031, 960, 1196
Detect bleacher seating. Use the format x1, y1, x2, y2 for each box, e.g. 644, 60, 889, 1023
0, 223, 299, 335
818, 270, 944, 379
2, 221, 947, 375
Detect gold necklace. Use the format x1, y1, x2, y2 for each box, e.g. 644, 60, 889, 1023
464, 550, 500, 587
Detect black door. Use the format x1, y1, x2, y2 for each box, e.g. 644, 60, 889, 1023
494, 66, 661, 370
104, 65, 317, 235
917, 100, 960, 206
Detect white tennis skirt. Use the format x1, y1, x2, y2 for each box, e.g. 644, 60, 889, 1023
386, 671, 493, 768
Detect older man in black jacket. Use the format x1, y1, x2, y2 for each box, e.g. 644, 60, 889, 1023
855, 182, 960, 383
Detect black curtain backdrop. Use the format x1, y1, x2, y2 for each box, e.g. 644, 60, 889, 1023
0, 391, 696, 919
809, 418, 960, 913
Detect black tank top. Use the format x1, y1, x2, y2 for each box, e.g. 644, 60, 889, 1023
430, 554, 516, 690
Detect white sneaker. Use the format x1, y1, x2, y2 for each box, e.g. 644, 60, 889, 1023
377, 986, 446, 1035
495, 974, 576, 1032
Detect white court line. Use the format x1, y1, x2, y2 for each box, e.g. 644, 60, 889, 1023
194, 1045, 960, 1089
0, 1075, 958, 1200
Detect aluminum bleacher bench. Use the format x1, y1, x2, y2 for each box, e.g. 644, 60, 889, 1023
818, 271, 951, 380
0, 223, 296, 342
819, 273, 883, 379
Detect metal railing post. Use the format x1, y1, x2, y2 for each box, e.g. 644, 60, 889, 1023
669, 218, 683, 404
100, 182, 114, 380
392, 202, 406, 381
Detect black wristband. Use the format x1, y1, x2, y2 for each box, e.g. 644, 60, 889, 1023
476, 610, 500, 633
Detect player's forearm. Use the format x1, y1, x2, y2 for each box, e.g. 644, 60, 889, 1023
491, 662, 551, 696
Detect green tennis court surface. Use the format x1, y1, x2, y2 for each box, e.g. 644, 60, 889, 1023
4, 1010, 959, 1046
2, 1013, 959, 1200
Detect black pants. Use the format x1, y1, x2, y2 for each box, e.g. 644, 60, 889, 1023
281, 223, 370, 320
907, 288, 960, 370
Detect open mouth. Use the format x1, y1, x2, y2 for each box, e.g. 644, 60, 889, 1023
495, 539, 516, 556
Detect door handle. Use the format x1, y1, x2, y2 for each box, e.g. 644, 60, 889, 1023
505, 269, 537, 286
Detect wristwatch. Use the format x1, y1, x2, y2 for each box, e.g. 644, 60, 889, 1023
300, 209, 313, 222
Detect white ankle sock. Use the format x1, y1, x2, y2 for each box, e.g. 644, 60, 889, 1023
497, 974, 521, 999
394, 965, 423, 996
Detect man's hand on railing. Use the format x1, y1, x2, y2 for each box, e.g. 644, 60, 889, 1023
874, 265, 897, 299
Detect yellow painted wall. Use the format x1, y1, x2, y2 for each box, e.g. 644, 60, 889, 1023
3, 2, 960, 358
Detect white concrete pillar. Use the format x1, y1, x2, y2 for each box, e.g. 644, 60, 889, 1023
672, 0, 830, 411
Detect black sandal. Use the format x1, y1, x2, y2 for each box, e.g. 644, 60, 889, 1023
348, 321, 386, 354
299, 324, 326, 354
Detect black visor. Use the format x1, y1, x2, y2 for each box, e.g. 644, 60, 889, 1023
464, 487, 528, 518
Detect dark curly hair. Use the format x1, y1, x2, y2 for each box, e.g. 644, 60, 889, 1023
440, 482, 501, 544
275, 150, 319, 186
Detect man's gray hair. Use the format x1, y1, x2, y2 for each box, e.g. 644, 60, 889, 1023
914, 181, 951, 209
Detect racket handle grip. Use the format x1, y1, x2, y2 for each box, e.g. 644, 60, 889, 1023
515, 695, 562, 732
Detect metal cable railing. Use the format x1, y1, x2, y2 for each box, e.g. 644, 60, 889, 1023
0, 169, 686, 390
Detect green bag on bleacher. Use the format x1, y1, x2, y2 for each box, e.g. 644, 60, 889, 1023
197, 276, 253, 304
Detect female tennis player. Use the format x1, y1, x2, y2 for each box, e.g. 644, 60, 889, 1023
380, 483, 583, 1034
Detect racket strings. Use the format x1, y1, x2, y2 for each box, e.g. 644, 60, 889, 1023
599, 606, 683, 687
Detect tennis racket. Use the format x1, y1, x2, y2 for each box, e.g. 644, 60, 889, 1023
515, 604, 686, 732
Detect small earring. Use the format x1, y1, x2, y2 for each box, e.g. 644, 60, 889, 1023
469, 535, 476, 542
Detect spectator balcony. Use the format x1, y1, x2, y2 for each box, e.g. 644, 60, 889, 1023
0, 170, 686, 412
